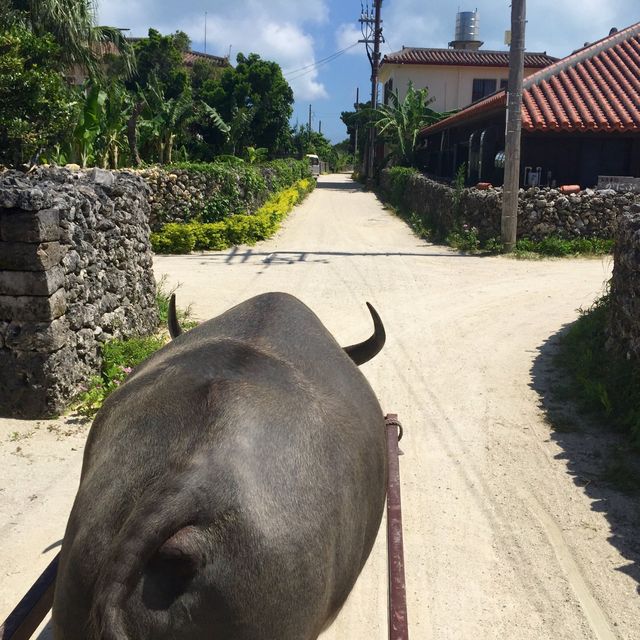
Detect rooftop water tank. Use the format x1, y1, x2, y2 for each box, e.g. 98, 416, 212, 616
455, 11, 480, 42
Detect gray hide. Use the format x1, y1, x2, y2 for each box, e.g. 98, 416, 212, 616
52, 292, 387, 640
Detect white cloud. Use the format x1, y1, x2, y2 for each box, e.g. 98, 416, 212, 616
335, 23, 362, 54
380, 0, 638, 57
96, 0, 330, 101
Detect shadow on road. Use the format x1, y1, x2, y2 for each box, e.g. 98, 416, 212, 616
315, 179, 362, 193
530, 325, 640, 593
155, 247, 488, 266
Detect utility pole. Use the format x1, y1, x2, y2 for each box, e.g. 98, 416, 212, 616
501, 0, 526, 252
319, 121, 322, 134
204, 12, 207, 54
354, 87, 360, 160
308, 104, 312, 148
359, 1, 383, 183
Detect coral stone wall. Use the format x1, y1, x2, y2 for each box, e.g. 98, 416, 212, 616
608, 205, 640, 361
0, 168, 157, 418
381, 169, 638, 240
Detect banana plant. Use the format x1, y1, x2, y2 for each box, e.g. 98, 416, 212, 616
245, 146, 268, 164
96, 82, 129, 169
140, 75, 230, 164
70, 83, 106, 167
372, 82, 446, 167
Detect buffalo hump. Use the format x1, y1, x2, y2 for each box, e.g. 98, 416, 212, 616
53, 292, 387, 640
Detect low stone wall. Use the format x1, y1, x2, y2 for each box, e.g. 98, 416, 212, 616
138, 161, 309, 231
0, 168, 157, 418
608, 205, 640, 361
138, 166, 264, 230
381, 169, 638, 240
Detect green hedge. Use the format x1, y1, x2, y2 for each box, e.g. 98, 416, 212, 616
151, 179, 314, 253
158, 159, 312, 225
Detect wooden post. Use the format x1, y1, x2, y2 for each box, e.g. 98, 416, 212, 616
501, 0, 526, 252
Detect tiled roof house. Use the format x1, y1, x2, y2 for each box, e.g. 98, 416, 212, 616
417, 21, 640, 188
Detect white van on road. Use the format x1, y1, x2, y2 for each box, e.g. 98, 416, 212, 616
306, 154, 321, 180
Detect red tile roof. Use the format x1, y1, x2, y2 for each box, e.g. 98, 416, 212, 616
381, 47, 556, 69
420, 21, 640, 136
182, 51, 228, 67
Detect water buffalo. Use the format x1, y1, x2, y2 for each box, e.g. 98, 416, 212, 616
52, 292, 387, 640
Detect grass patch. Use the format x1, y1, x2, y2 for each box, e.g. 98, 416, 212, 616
555, 294, 640, 491
72, 280, 197, 416
513, 236, 613, 258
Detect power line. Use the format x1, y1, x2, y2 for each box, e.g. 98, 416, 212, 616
284, 42, 360, 80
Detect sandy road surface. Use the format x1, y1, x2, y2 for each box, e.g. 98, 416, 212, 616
1, 174, 639, 639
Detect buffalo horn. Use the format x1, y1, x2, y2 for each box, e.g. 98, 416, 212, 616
343, 302, 385, 365
168, 294, 182, 339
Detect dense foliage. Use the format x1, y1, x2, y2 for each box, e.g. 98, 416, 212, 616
1, 0, 134, 77
195, 52, 294, 158
0, 27, 74, 166
1, 5, 302, 169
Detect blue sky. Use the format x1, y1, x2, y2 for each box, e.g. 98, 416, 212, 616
98, 1, 640, 144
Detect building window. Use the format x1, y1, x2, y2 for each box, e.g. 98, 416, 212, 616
384, 78, 394, 105
472, 78, 498, 102
500, 79, 508, 91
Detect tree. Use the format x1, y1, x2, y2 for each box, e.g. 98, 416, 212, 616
372, 82, 445, 167
291, 126, 332, 160
341, 102, 373, 169
0, 27, 74, 166
200, 53, 294, 156
2, 0, 134, 78
124, 29, 192, 165
128, 29, 189, 99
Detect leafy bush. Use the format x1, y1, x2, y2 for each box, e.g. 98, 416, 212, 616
151, 179, 314, 253
74, 335, 166, 415
386, 167, 418, 209
164, 159, 309, 223
447, 224, 480, 252
150, 223, 196, 253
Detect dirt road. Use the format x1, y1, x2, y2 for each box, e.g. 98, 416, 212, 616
1, 174, 638, 639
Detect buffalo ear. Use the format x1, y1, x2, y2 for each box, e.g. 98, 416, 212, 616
168, 294, 182, 339
144, 527, 203, 606
343, 302, 386, 365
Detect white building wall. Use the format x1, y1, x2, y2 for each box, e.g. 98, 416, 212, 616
380, 64, 540, 112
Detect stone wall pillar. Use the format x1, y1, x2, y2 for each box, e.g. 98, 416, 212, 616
0, 169, 158, 418
608, 205, 640, 362
0, 202, 72, 417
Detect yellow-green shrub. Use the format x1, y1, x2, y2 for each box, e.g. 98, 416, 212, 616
151, 179, 315, 254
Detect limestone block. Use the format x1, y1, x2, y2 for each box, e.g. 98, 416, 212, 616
0, 266, 64, 296
0, 288, 66, 322
0, 241, 67, 271
0, 208, 60, 242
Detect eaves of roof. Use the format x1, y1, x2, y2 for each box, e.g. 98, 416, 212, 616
380, 47, 556, 69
